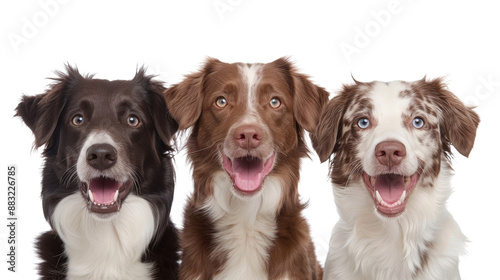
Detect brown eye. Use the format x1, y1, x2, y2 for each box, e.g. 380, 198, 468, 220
71, 115, 84, 126
215, 97, 227, 108
270, 97, 281, 108
127, 115, 141, 127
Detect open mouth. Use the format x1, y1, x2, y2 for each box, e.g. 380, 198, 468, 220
222, 153, 275, 195
80, 177, 131, 213
362, 172, 419, 217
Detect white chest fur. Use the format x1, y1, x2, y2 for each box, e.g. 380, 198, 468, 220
202, 172, 283, 280
324, 164, 465, 280
52, 192, 156, 280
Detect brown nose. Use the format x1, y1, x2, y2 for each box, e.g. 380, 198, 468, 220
87, 144, 117, 170
375, 141, 406, 168
234, 125, 262, 149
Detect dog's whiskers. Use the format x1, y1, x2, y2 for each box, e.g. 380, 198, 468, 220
273, 144, 286, 158
346, 160, 361, 173
344, 163, 363, 188
60, 165, 78, 188
124, 163, 142, 195
203, 146, 222, 166
416, 164, 424, 176
188, 138, 225, 155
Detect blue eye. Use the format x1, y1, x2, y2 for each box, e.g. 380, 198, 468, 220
412, 117, 424, 128
357, 118, 370, 129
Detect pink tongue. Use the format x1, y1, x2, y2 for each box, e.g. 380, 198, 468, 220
374, 174, 405, 204
89, 177, 120, 204
228, 155, 275, 192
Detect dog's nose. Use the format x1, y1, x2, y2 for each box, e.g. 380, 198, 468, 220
86, 144, 117, 170
375, 141, 406, 168
234, 125, 263, 149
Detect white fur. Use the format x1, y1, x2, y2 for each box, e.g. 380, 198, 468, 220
76, 131, 129, 183
52, 192, 157, 280
198, 64, 296, 280
324, 81, 466, 280
360, 82, 420, 176
203, 171, 283, 280
239, 63, 263, 116
56, 129, 157, 279
325, 160, 465, 280
222, 64, 275, 160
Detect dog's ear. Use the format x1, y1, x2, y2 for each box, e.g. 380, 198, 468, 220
15, 65, 82, 151
424, 78, 480, 157
310, 84, 357, 163
149, 85, 179, 149
133, 67, 179, 147
164, 58, 220, 130
15, 94, 42, 135
272, 57, 330, 133
310, 94, 347, 163
292, 73, 330, 133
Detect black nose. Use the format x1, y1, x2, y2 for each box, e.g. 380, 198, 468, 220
86, 144, 117, 170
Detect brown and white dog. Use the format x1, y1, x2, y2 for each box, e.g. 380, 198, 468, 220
165, 57, 328, 280
312, 78, 479, 279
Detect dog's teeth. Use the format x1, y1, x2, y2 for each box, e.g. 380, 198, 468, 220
114, 190, 119, 202
88, 190, 94, 203
399, 190, 406, 203
370, 176, 377, 186
376, 190, 383, 204
376, 189, 406, 208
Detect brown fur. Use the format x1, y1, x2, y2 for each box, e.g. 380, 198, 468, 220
165, 57, 328, 279
311, 78, 479, 187
411, 77, 480, 157
311, 77, 479, 278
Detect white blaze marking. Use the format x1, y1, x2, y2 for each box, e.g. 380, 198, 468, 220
238, 63, 264, 120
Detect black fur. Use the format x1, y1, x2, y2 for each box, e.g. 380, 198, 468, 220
16, 65, 179, 279
35, 231, 67, 279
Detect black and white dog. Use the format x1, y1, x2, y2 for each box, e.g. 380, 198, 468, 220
16, 66, 179, 279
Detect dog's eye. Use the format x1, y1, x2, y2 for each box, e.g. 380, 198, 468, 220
357, 118, 370, 129
127, 115, 141, 127
412, 117, 424, 129
270, 97, 281, 109
215, 97, 227, 108
71, 115, 84, 126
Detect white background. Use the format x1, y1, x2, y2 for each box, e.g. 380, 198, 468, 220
1, 0, 499, 279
